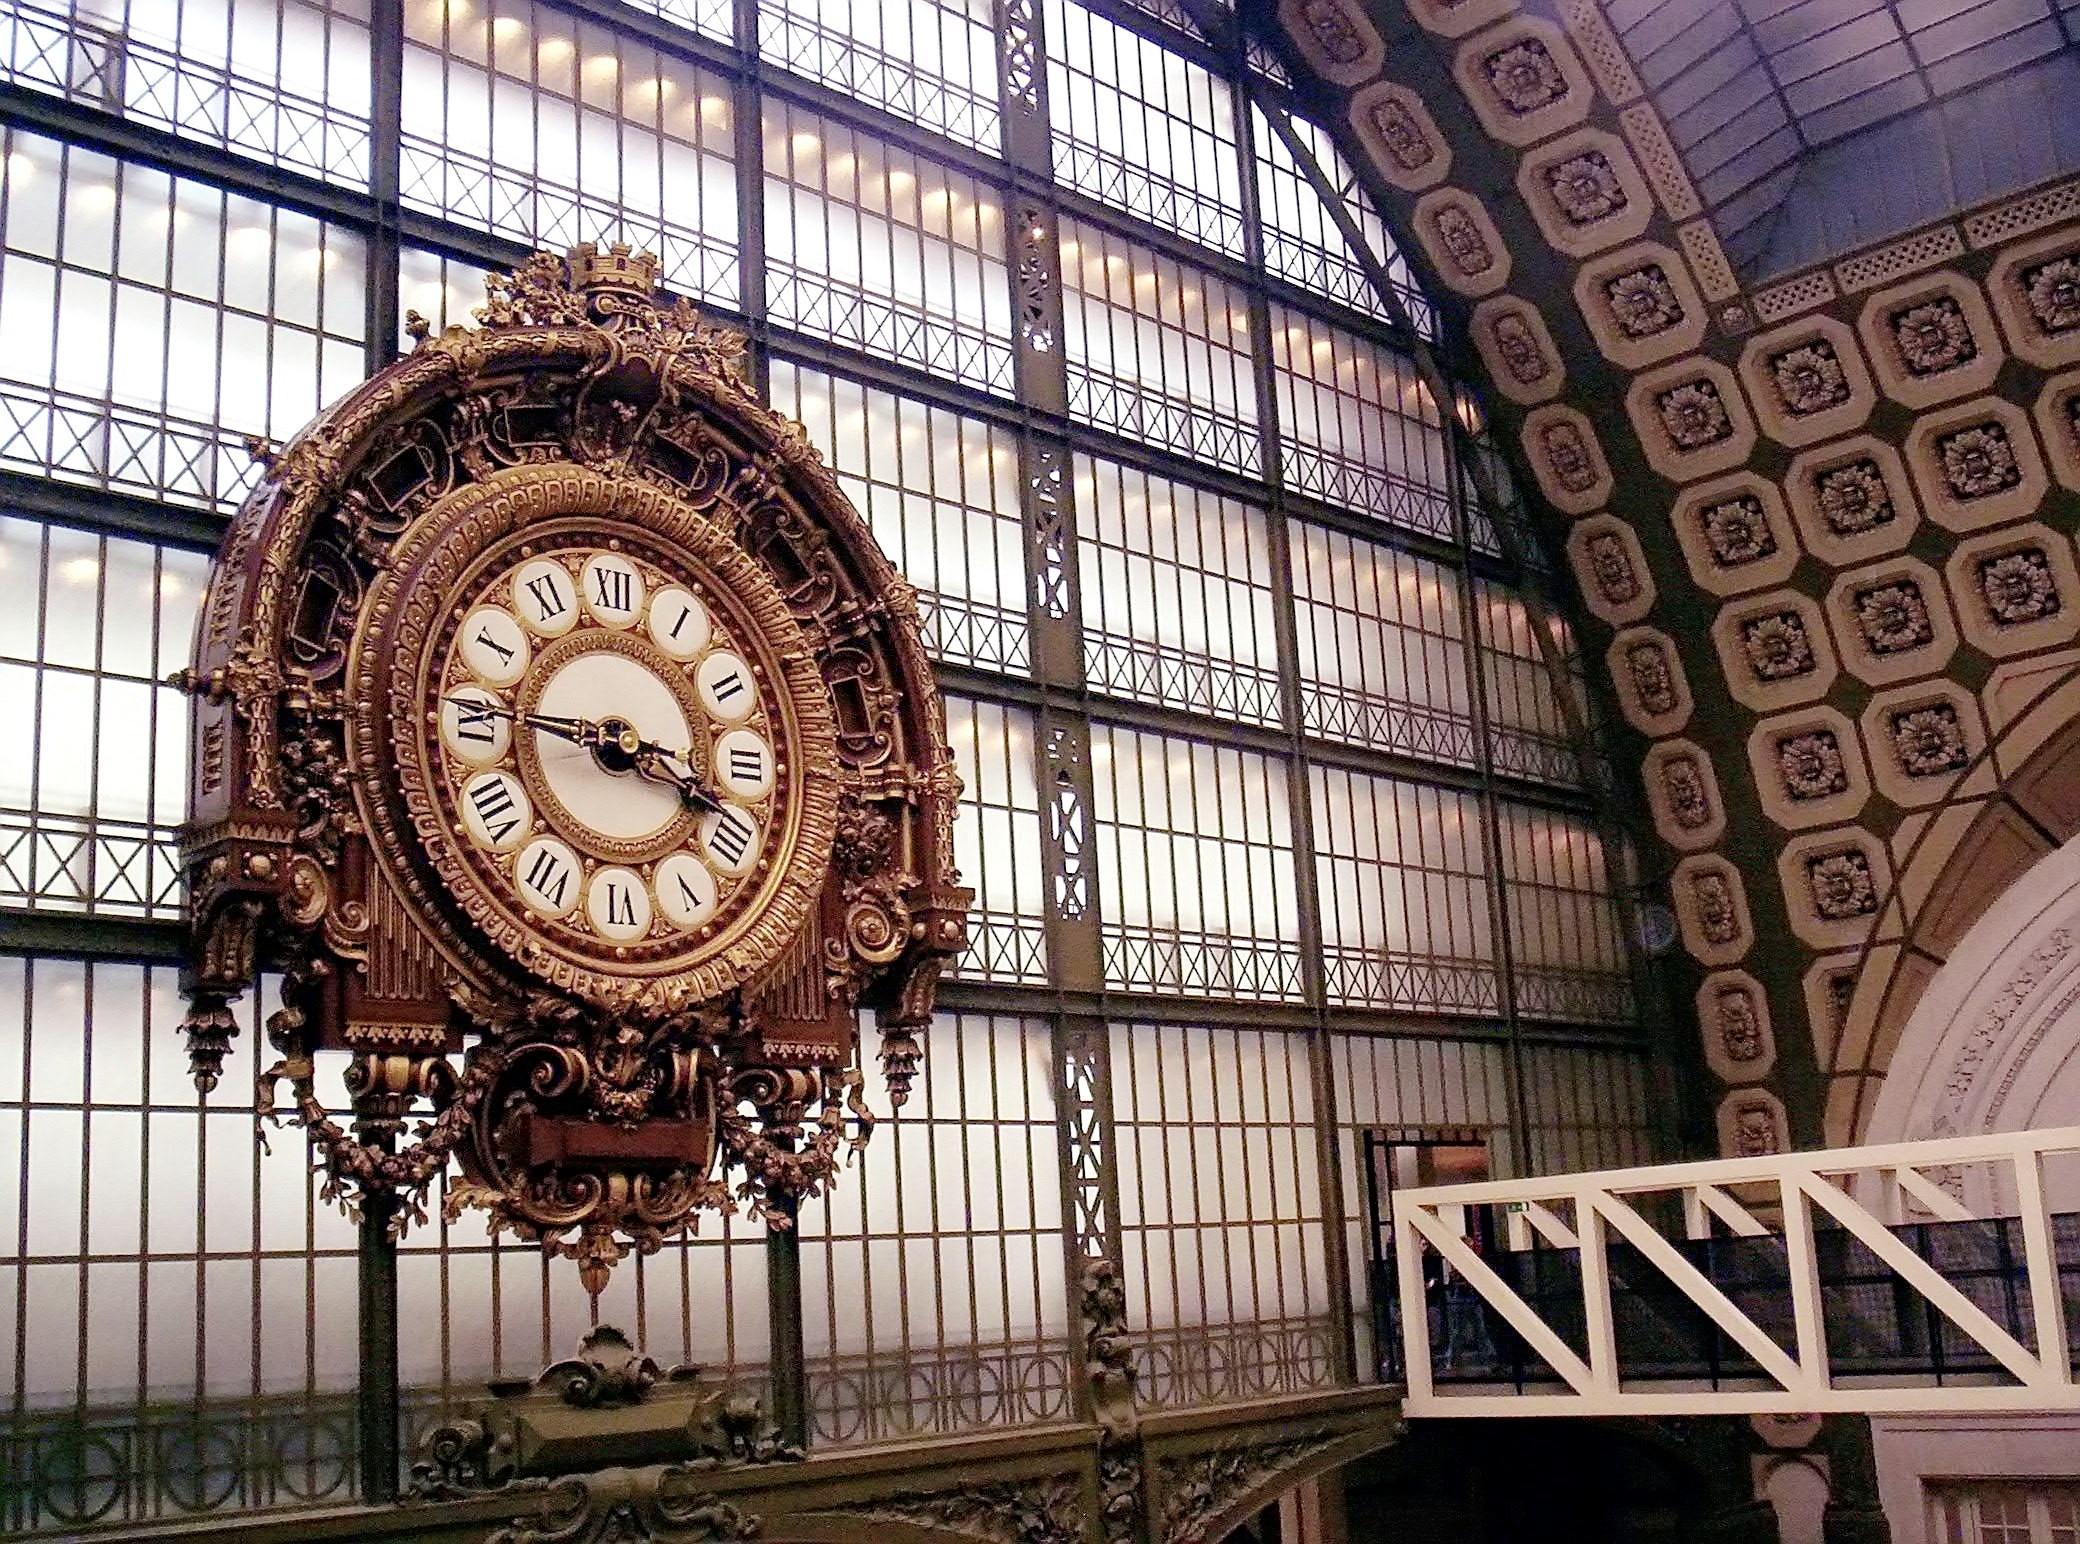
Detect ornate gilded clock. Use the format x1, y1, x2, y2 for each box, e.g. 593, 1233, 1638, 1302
176, 245, 970, 1289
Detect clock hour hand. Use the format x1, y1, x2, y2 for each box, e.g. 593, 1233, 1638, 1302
556, 712, 728, 814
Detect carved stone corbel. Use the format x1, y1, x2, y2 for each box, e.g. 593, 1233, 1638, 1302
410, 1325, 798, 1534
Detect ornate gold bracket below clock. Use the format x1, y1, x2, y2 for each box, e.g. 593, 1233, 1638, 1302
174, 244, 971, 1292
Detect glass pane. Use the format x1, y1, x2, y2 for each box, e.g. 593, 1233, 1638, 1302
0, 966, 367, 1531
1109, 1020, 1332, 1405
1253, 107, 1433, 337
1089, 722, 1303, 1001
1478, 581, 1588, 787
1272, 304, 1450, 539
1076, 454, 1280, 726
1291, 521, 1476, 765
798, 1012, 1068, 1443
0, 0, 372, 186
1061, 217, 1258, 475
763, 101, 1013, 393
1045, 0, 1245, 257
1495, 802, 1632, 1025
761, 0, 998, 151
617, 0, 732, 45
400, 0, 739, 307
769, 360, 1030, 673
1520, 1043, 1653, 1174
0, 516, 205, 918
1310, 766, 1497, 1013
0, 131, 366, 510
397, 245, 495, 348
941, 695, 1049, 984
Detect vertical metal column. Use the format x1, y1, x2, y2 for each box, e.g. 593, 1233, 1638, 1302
356, 1178, 400, 1503
359, 2, 406, 1505
365, 0, 404, 371
1232, 65, 1356, 1384
730, 0, 807, 1449
764, 1193, 808, 1450
991, 0, 1129, 1409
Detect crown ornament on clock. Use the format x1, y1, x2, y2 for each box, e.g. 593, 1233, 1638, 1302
176, 245, 971, 1293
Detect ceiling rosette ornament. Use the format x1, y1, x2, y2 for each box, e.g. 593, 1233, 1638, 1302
173, 244, 971, 1292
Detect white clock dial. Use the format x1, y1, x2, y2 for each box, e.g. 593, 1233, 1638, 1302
646, 585, 711, 661
431, 538, 806, 972
531, 651, 690, 842
461, 606, 530, 687
440, 686, 511, 766
514, 836, 582, 918
714, 727, 775, 800
654, 852, 719, 930
695, 650, 757, 724
511, 558, 579, 637
701, 803, 761, 877
580, 552, 645, 629
586, 865, 652, 941
460, 770, 532, 852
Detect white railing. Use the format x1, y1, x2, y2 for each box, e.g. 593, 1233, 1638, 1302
1392, 1125, 2080, 1416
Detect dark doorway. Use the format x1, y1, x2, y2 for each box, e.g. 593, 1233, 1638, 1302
1340, 1420, 1710, 1543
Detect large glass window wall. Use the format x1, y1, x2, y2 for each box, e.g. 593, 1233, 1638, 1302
0, 0, 1661, 1526
0, 0, 373, 185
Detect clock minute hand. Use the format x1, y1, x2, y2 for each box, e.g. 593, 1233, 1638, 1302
440, 696, 598, 748
442, 696, 720, 809
521, 711, 601, 746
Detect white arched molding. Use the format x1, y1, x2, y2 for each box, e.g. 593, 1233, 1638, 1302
1862, 823, 2080, 1208
1860, 827, 2080, 1544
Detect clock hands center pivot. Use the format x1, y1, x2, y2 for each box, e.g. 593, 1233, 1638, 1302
445, 695, 726, 815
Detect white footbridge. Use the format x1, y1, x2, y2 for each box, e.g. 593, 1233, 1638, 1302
1389, 1126, 2080, 1417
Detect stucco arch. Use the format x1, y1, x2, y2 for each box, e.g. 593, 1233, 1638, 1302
1863, 823, 2080, 1154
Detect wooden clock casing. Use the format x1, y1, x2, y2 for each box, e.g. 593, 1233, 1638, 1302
176, 245, 970, 1287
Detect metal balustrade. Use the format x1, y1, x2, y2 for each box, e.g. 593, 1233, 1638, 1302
1382, 1125, 2080, 1416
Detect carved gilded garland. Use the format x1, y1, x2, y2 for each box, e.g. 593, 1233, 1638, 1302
176, 245, 970, 1291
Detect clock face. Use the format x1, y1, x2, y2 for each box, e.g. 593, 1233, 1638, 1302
425, 535, 795, 973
